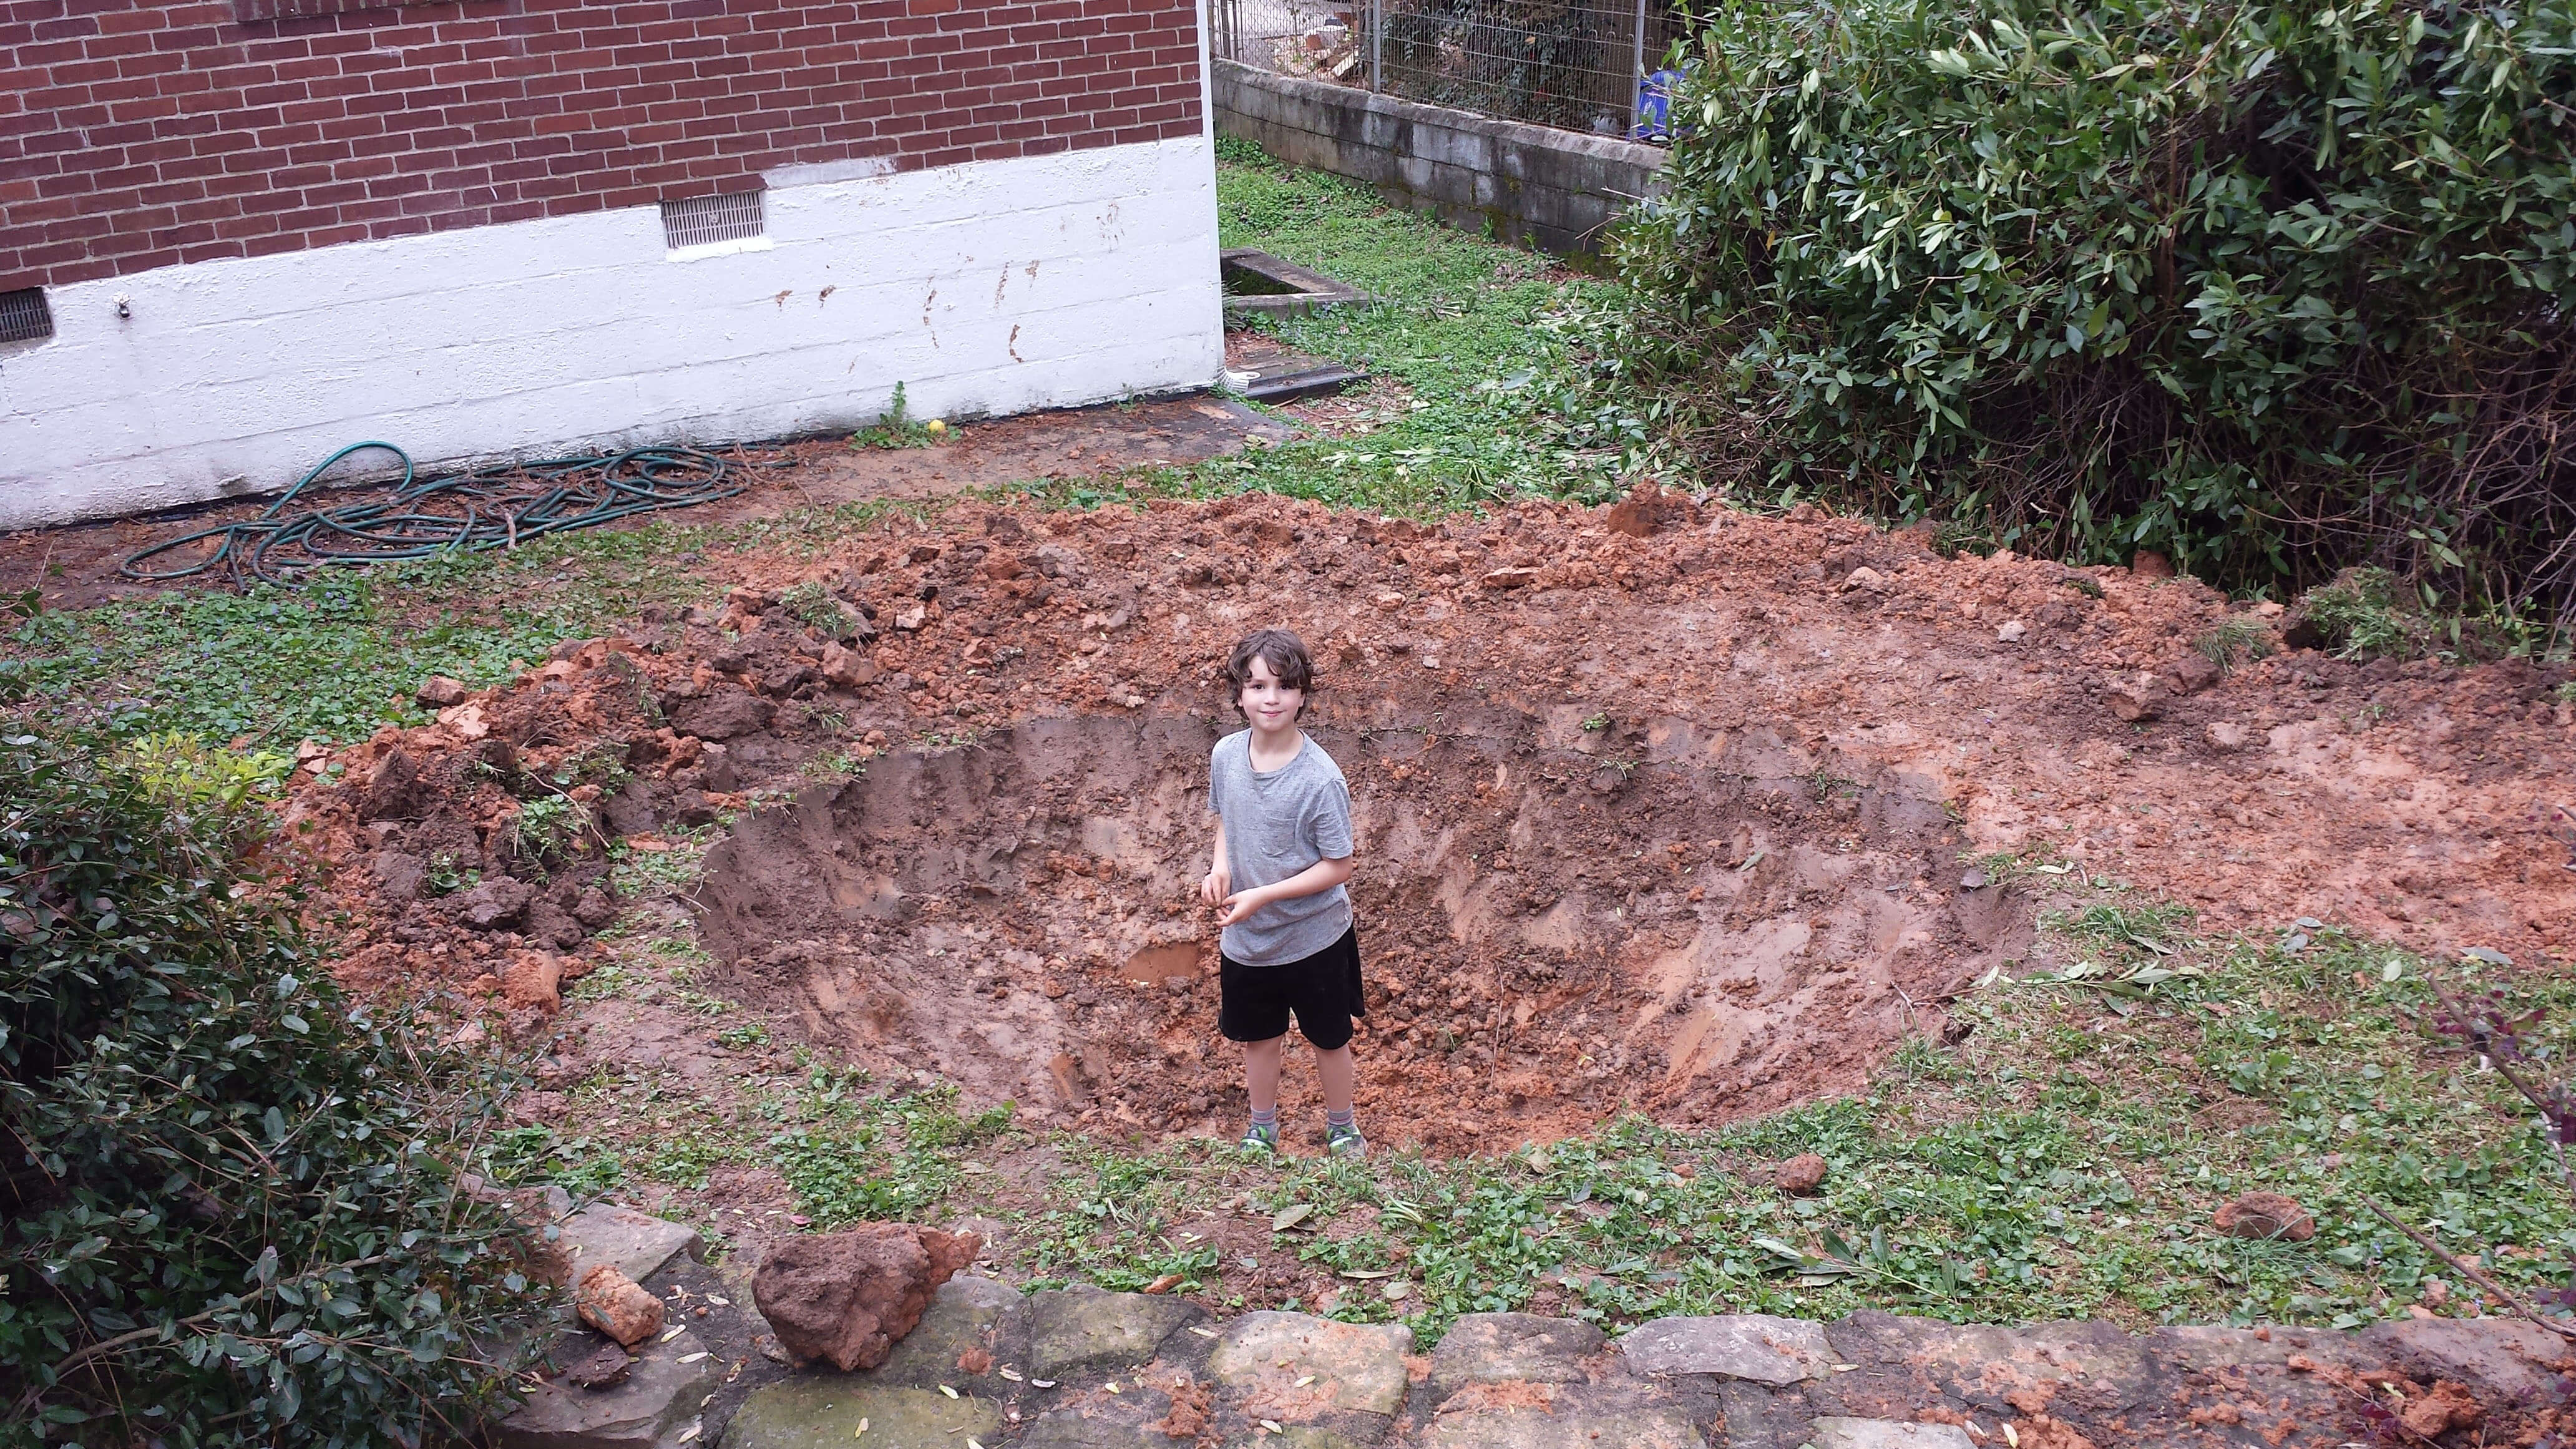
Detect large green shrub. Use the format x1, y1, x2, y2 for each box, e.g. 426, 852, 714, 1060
1599, 0, 2576, 616
0, 733, 547, 1447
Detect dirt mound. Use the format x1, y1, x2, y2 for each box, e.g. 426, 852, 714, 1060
273, 488, 2576, 1148
691, 711, 2026, 1148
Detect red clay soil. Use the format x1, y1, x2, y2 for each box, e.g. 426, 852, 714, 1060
271, 487, 2576, 1151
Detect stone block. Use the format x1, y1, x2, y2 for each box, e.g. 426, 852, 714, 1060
1420, 1403, 1705, 1449
499, 1329, 715, 1449
1208, 1310, 1413, 1417
1619, 1314, 1833, 1385
720, 1382, 1002, 1449
1426, 1313, 1604, 1403
1807, 1418, 1976, 1449
865, 1276, 1027, 1390
555, 1204, 703, 1288
2361, 1316, 2569, 1403
1027, 1284, 1208, 1382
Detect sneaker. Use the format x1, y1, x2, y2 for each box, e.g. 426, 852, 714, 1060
1326, 1122, 1368, 1160
1240, 1121, 1280, 1156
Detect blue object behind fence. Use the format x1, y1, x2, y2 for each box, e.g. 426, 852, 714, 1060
1632, 68, 1685, 143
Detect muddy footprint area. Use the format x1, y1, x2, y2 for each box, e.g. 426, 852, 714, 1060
690, 709, 2029, 1152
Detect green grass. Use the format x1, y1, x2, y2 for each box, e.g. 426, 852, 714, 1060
1014, 141, 1621, 514
12, 532, 708, 746
1018, 907, 2576, 1343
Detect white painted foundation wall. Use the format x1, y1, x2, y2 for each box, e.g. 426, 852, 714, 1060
0, 135, 1225, 530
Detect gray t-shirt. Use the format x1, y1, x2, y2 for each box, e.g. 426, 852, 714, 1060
1208, 729, 1354, 966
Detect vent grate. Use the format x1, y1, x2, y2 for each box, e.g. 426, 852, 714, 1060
0, 288, 52, 346
660, 192, 766, 250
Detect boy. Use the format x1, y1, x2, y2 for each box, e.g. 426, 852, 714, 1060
1200, 628, 1366, 1159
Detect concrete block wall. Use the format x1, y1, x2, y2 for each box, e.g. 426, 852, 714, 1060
1211, 59, 1663, 256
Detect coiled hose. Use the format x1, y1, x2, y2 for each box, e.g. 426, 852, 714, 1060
120, 441, 746, 589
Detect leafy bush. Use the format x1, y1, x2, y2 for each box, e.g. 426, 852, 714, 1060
0, 733, 548, 1447
1604, 0, 2576, 620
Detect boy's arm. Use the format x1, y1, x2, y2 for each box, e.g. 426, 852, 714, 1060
1214, 853, 1352, 927
1199, 816, 1231, 907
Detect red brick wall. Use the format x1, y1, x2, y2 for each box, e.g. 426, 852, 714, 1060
0, 0, 1205, 290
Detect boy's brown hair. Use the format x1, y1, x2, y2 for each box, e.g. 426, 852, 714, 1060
1226, 628, 1316, 717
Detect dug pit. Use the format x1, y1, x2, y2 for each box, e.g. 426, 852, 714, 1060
693, 709, 2031, 1152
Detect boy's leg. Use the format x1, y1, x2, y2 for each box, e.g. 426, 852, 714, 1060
1222, 952, 1292, 1153
1244, 1035, 1286, 1115
1315, 1043, 1354, 1116
1289, 930, 1364, 1158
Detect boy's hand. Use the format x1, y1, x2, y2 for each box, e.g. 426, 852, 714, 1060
1199, 866, 1230, 908
1214, 887, 1268, 928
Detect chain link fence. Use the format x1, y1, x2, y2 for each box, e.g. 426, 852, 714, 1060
1213, 0, 1686, 138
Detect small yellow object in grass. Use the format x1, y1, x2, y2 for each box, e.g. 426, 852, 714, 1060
925, 419, 948, 436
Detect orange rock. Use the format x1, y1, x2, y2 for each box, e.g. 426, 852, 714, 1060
2214, 1191, 2315, 1242
1776, 1153, 1827, 1195
503, 951, 563, 1012
574, 1264, 664, 1347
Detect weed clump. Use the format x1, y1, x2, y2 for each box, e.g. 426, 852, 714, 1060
2193, 618, 2276, 674
2293, 568, 2434, 660
850, 382, 946, 451
776, 579, 861, 639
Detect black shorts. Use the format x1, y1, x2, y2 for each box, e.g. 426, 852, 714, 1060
1219, 925, 1364, 1050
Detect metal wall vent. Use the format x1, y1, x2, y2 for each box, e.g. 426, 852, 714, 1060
0, 288, 53, 345
660, 192, 766, 250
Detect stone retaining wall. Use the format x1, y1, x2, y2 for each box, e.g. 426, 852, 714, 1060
495, 1206, 2567, 1449
1212, 60, 1667, 256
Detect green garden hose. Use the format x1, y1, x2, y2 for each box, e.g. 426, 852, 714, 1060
120, 440, 746, 589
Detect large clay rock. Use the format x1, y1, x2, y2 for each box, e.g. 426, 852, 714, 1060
751, 1225, 981, 1372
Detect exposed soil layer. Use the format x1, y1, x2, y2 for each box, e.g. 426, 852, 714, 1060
691, 711, 2025, 1148
270, 487, 2576, 1149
